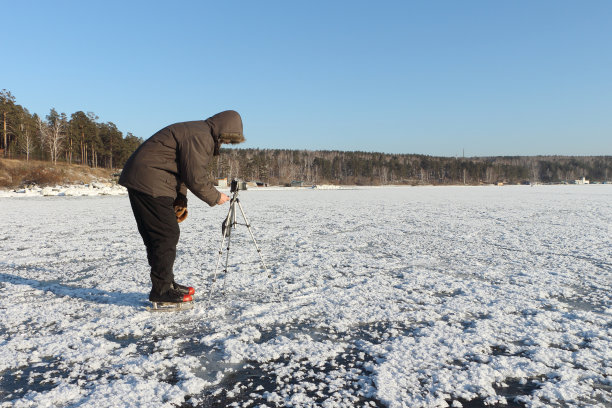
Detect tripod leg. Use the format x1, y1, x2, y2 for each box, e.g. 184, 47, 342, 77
238, 201, 283, 297
206, 204, 233, 309
221, 203, 238, 294
236, 200, 270, 276
236, 200, 283, 300
221, 221, 234, 294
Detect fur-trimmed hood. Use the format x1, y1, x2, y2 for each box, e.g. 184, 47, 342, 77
205, 110, 245, 155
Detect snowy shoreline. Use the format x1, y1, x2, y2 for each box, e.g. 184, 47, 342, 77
0, 182, 128, 197
1, 182, 609, 198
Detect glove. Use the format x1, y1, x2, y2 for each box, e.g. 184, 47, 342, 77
173, 195, 188, 223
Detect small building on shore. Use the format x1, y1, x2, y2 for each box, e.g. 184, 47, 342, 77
574, 177, 590, 185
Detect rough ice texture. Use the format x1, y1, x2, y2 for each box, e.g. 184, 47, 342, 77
0, 185, 610, 407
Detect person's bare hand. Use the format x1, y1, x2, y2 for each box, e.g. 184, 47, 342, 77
217, 193, 230, 205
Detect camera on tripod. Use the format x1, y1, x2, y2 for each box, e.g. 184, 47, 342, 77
230, 178, 247, 193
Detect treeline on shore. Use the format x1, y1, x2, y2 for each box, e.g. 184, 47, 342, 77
2, 89, 610, 186
0, 89, 142, 168
212, 149, 610, 186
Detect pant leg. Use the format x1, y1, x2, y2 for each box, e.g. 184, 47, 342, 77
127, 189, 179, 295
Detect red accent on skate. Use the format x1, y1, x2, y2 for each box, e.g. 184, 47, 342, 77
182, 294, 193, 302
187, 287, 195, 295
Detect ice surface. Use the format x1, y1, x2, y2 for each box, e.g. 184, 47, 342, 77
0, 185, 610, 407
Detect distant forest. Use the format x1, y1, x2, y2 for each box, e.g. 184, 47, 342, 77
213, 149, 610, 186
2, 89, 610, 186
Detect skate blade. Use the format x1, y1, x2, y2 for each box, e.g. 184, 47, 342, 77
147, 301, 194, 312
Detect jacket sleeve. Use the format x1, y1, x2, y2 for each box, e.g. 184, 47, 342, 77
176, 123, 221, 206
177, 182, 188, 199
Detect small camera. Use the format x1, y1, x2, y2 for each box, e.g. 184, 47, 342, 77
230, 178, 247, 193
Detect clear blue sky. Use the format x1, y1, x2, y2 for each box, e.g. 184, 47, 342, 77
2, 0, 611, 156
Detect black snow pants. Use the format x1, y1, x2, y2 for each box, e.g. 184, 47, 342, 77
128, 188, 179, 296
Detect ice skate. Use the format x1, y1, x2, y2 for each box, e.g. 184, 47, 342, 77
147, 288, 193, 312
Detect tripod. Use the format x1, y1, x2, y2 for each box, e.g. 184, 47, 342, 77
206, 182, 272, 307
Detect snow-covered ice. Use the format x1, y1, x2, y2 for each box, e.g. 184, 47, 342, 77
0, 185, 610, 407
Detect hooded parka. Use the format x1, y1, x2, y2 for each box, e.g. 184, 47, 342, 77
119, 110, 243, 206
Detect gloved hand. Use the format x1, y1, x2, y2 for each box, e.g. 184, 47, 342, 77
173, 195, 188, 223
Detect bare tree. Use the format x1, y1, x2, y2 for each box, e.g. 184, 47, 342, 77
17, 123, 35, 161
38, 110, 67, 164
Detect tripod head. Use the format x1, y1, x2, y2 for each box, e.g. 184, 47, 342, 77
222, 179, 246, 237
230, 178, 247, 194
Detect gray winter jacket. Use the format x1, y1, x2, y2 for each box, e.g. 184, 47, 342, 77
119, 110, 242, 206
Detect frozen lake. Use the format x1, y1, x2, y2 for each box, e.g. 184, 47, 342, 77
1, 185, 611, 407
